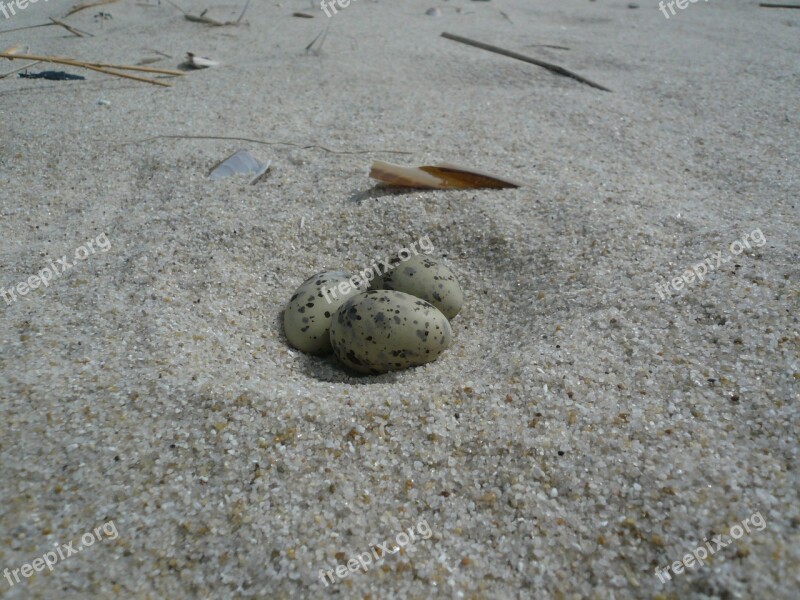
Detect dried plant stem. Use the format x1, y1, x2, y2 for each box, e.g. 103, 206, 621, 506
0, 23, 50, 35
235, 0, 251, 24
0, 19, 92, 37
120, 134, 414, 155
0, 53, 182, 74
441, 31, 612, 92
49, 18, 91, 37
171, 0, 250, 26
0, 52, 183, 86
65, 0, 119, 17
86, 62, 183, 75
0, 60, 43, 78
185, 14, 226, 25
78, 64, 173, 86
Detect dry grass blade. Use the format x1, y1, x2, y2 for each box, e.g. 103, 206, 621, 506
49, 18, 91, 37
526, 44, 570, 51
305, 25, 330, 54
185, 14, 226, 26
370, 161, 523, 189
84, 62, 183, 75
79, 63, 173, 86
305, 30, 325, 52
0, 23, 54, 35
441, 32, 612, 92
235, 0, 251, 24
0, 20, 92, 37
163, 0, 187, 14
0, 52, 182, 86
0, 60, 43, 78
178, 0, 250, 26
120, 134, 414, 156
65, 0, 119, 17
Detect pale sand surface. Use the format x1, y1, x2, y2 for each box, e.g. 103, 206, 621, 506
0, 0, 798, 598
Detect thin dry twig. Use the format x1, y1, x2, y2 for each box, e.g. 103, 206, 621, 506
0, 60, 43, 78
163, 0, 187, 13
80, 63, 169, 85
119, 134, 414, 155
0, 20, 92, 37
235, 0, 251, 24
185, 14, 226, 26
441, 31, 611, 92
0, 52, 183, 86
171, 0, 250, 26
49, 18, 91, 37
525, 44, 571, 51
305, 30, 324, 52
65, 0, 119, 17
305, 25, 330, 54
758, 3, 800, 7
0, 23, 51, 35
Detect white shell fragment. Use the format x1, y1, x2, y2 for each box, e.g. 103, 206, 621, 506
369, 160, 523, 190
208, 150, 270, 185
186, 53, 220, 68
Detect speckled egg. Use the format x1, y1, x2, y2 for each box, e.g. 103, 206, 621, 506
380, 255, 464, 320
283, 271, 365, 354
329, 290, 453, 374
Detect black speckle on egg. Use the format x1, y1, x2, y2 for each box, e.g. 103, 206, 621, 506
345, 350, 363, 365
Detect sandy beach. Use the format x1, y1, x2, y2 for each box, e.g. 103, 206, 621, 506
1, 0, 798, 598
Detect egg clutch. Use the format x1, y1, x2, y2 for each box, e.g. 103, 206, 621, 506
283, 254, 463, 374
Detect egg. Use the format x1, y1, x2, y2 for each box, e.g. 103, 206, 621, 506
283, 271, 365, 354
379, 254, 464, 320
329, 290, 452, 374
